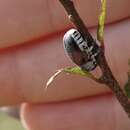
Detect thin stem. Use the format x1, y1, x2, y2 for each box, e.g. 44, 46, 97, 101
59, 0, 93, 43
59, 0, 130, 118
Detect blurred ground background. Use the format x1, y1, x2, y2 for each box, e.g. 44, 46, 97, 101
0, 106, 25, 130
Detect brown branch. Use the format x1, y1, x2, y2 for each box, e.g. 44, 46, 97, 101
98, 52, 130, 117
59, 0, 130, 118
59, 0, 93, 44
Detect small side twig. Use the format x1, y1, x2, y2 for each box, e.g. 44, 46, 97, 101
59, 0, 130, 118
59, 0, 94, 46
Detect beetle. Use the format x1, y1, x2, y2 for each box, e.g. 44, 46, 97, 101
63, 28, 101, 71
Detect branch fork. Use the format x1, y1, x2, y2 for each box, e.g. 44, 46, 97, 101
59, 0, 130, 118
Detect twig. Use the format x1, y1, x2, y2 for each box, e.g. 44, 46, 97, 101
59, 0, 94, 44
59, 0, 130, 118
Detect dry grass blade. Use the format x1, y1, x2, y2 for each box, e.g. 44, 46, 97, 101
45, 69, 64, 90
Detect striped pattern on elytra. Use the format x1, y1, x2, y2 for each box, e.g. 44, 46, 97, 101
63, 28, 100, 71
71, 29, 99, 69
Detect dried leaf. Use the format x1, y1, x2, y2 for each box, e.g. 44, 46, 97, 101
45, 69, 63, 89
46, 66, 92, 90
97, 0, 106, 42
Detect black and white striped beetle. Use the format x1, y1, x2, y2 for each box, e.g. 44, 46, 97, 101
63, 28, 101, 71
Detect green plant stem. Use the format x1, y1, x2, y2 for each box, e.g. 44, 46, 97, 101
59, 0, 130, 118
